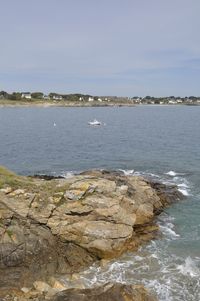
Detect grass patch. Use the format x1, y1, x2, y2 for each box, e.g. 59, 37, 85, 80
0, 166, 72, 200
0, 166, 34, 189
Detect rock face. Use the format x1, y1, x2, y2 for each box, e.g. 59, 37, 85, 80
0, 283, 157, 301
52, 283, 157, 301
0, 167, 182, 298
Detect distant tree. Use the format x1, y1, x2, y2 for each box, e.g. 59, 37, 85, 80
0, 91, 9, 98
9, 92, 22, 100
0, 91, 8, 98
31, 92, 44, 99
49, 93, 60, 98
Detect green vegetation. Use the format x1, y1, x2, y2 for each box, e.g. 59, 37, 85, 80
0, 165, 71, 200
31, 92, 44, 99
0, 166, 33, 189
6, 229, 13, 238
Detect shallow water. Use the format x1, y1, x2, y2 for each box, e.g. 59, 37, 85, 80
0, 105, 200, 300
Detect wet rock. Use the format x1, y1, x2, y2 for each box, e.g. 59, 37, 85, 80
51, 283, 157, 301
31, 174, 65, 180
33, 281, 51, 293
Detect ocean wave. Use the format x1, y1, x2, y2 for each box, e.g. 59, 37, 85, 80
60, 171, 75, 178
159, 224, 180, 239
165, 170, 185, 177
118, 169, 134, 175
166, 170, 178, 176
178, 187, 189, 196
133, 171, 160, 178
163, 173, 191, 197
119, 168, 192, 198
177, 257, 200, 277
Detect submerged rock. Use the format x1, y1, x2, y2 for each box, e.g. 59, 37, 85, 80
0, 167, 182, 298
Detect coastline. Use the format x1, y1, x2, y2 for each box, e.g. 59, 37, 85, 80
0, 100, 199, 108
0, 100, 136, 108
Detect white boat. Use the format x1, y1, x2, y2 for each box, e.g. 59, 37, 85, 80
88, 119, 102, 126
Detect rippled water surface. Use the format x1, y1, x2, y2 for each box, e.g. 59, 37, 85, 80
0, 105, 200, 300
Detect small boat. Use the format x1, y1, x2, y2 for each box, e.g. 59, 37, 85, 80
88, 119, 102, 126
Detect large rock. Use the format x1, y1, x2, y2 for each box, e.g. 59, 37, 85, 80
0, 167, 182, 295
51, 283, 157, 301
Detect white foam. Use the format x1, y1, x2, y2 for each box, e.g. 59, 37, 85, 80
166, 170, 186, 177
178, 188, 189, 196
61, 171, 74, 178
146, 279, 173, 301
133, 171, 160, 178
166, 171, 177, 177
159, 224, 180, 239
178, 183, 189, 188
177, 257, 199, 277
134, 255, 144, 261
119, 169, 134, 176
163, 171, 191, 196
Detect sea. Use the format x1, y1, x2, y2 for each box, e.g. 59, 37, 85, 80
0, 105, 200, 300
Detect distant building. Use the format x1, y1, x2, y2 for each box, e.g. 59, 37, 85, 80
132, 97, 141, 104
43, 95, 50, 100
88, 97, 94, 102
52, 95, 63, 100
21, 92, 31, 99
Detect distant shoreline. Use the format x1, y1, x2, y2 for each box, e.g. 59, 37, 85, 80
0, 100, 137, 108
0, 100, 200, 108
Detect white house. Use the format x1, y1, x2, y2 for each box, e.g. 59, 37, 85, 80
21, 92, 31, 99
98, 98, 102, 102
88, 97, 94, 102
169, 100, 177, 104
52, 95, 63, 100
43, 95, 50, 100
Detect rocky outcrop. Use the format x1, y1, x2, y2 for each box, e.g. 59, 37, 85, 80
0, 167, 182, 299
0, 283, 157, 301
52, 283, 157, 301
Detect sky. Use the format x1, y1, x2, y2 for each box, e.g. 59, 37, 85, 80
0, 0, 200, 97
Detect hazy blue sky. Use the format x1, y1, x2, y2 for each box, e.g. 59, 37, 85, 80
1, 0, 200, 96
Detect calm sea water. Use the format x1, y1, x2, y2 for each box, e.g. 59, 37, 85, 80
0, 106, 200, 300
